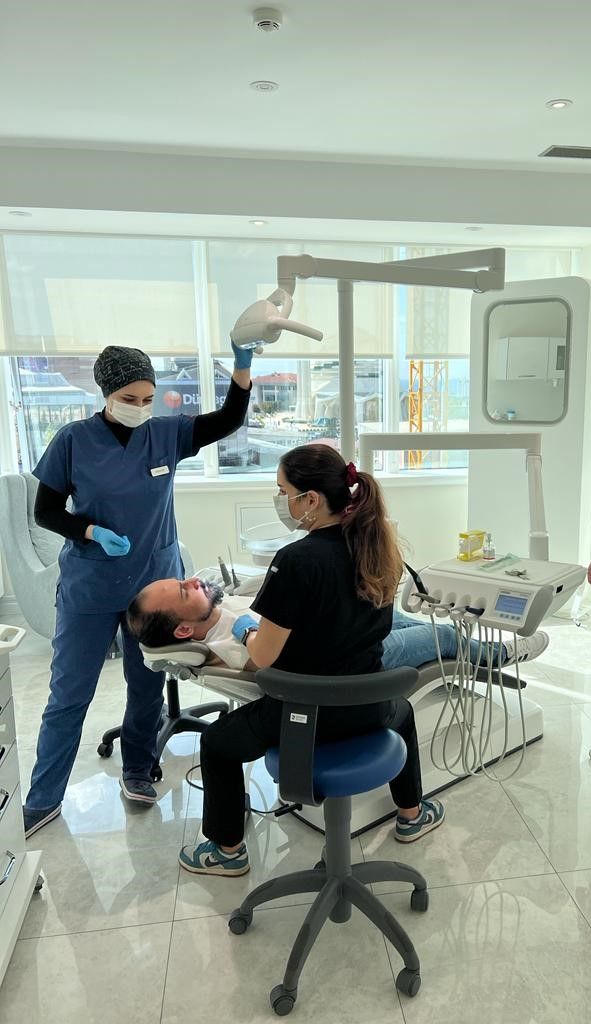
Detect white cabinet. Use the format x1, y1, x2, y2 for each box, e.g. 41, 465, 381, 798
495, 336, 566, 382
0, 627, 42, 990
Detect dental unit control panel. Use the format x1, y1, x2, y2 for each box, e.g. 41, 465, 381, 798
402, 556, 585, 636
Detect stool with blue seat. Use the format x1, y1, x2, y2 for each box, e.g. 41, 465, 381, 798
228, 666, 429, 1015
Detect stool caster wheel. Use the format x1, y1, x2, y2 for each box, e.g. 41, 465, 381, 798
228, 908, 253, 934
410, 888, 429, 912
270, 984, 296, 1016
34, 875, 44, 893
97, 742, 114, 758
396, 968, 421, 997
151, 765, 163, 783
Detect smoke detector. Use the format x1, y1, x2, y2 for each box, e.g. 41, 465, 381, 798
253, 7, 282, 32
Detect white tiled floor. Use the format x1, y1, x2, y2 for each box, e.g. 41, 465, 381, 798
2, 608, 591, 1023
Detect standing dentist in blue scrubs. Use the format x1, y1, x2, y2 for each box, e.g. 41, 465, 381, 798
23, 342, 253, 839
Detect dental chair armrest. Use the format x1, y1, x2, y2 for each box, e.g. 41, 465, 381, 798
255, 666, 419, 706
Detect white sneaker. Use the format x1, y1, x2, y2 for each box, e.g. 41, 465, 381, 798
503, 630, 549, 665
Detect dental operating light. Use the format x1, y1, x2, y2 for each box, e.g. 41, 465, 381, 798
230, 287, 324, 350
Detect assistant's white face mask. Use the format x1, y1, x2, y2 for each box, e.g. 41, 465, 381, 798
108, 398, 153, 429
273, 491, 309, 532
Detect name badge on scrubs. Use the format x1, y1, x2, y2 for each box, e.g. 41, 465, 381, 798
150, 465, 170, 477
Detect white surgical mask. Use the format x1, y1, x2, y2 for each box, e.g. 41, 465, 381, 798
108, 398, 153, 429
273, 491, 309, 532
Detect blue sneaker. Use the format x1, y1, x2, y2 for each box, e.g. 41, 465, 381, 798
23, 803, 62, 840
179, 839, 250, 877
395, 798, 445, 843
119, 776, 157, 805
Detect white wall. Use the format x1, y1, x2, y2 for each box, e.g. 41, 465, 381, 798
173, 477, 468, 575
3, 146, 591, 228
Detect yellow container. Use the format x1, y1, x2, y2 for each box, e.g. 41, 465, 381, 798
458, 530, 485, 561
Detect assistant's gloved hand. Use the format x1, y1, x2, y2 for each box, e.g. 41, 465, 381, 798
231, 339, 254, 371
232, 614, 259, 643
92, 526, 131, 557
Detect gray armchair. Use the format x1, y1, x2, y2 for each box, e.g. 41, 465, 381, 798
0, 472, 61, 638
0, 472, 195, 639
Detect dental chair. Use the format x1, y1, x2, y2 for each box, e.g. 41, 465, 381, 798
229, 665, 427, 1014
137, 638, 527, 828
111, 640, 262, 779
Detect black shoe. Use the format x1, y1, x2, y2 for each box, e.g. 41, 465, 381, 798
23, 804, 62, 840
119, 776, 157, 805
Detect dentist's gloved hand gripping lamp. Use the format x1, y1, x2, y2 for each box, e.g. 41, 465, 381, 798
230, 288, 324, 351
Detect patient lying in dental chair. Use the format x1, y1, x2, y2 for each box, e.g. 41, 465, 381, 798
126, 575, 550, 671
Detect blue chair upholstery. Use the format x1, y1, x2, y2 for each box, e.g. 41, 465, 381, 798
265, 729, 407, 800
229, 666, 429, 1016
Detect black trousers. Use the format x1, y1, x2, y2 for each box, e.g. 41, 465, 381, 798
199, 696, 423, 847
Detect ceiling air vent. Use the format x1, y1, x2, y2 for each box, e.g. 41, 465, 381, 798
540, 145, 591, 159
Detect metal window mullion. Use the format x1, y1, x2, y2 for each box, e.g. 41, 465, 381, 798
191, 241, 218, 478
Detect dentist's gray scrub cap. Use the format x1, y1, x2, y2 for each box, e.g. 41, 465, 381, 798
93, 346, 156, 398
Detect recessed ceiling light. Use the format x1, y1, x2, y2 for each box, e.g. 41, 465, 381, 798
8, 209, 32, 217
465, 225, 482, 232
545, 98, 573, 109
250, 219, 268, 226
250, 80, 279, 92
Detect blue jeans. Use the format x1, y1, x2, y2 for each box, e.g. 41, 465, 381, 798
381, 610, 505, 670
25, 589, 165, 811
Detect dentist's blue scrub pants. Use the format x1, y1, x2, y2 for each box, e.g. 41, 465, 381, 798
25, 411, 195, 812
28, 592, 165, 809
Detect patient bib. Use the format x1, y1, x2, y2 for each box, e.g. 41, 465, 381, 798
205, 606, 256, 670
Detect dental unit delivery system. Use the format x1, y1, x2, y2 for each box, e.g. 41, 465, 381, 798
401, 555, 584, 781
359, 430, 585, 783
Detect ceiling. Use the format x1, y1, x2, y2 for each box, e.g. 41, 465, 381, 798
1, 0, 590, 171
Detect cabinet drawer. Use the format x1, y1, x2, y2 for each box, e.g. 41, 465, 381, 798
0, 669, 11, 718
0, 743, 20, 812
0, 698, 16, 772
0, 784, 26, 922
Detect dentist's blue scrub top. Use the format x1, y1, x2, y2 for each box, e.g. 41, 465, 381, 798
33, 413, 194, 613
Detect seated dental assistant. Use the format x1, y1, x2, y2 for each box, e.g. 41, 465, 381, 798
23, 341, 253, 840
177, 444, 446, 880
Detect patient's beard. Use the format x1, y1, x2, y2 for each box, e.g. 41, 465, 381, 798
189, 582, 224, 639
201, 580, 224, 612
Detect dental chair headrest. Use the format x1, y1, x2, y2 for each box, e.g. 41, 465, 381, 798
140, 640, 210, 668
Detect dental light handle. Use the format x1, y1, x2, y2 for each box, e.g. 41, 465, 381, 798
269, 317, 323, 341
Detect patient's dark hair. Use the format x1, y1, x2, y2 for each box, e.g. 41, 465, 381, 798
280, 444, 403, 608
126, 594, 183, 648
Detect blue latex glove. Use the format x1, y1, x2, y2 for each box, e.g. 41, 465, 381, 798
231, 339, 253, 371
232, 613, 259, 643
92, 526, 131, 557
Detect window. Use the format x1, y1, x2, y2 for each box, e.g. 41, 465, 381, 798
0, 232, 583, 479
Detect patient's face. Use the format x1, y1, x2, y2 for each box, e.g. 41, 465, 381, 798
140, 576, 222, 626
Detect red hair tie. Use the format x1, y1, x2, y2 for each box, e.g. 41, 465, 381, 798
345, 462, 358, 487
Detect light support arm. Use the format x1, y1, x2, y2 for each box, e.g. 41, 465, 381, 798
358, 432, 548, 561
276, 249, 506, 463
277, 248, 506, 296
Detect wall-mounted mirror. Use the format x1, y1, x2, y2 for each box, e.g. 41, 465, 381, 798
485, 298, 569, 424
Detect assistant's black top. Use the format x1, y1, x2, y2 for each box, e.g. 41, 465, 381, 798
34, 378, 251, 543
251, 525, 393, 676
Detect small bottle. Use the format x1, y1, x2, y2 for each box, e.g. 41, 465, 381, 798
482, 532, 496, 560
